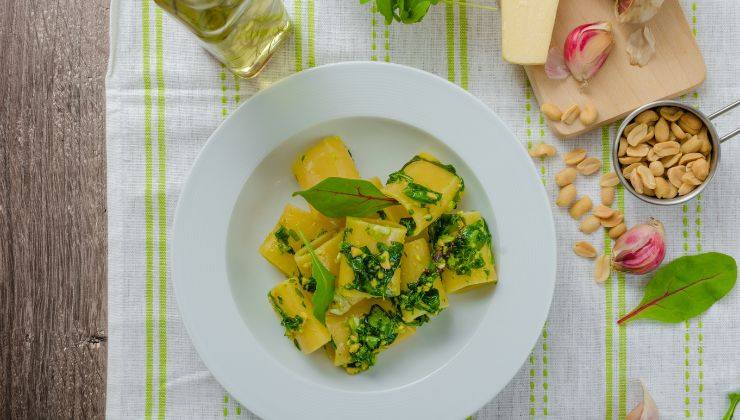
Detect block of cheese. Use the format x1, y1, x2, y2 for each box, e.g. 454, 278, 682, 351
501, 0, 560, 65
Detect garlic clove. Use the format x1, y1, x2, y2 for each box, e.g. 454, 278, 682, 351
545, 47, 570, 80
612, 218, 666, 275
616, 0, 665, 24
564, 22, 615, 84
626, 380, 659, 420
626, 26, 656, 67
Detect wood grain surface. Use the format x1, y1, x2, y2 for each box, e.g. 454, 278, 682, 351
0, 0, 109, 418
525, 0, 705, 139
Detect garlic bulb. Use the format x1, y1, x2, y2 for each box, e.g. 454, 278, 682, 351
612, 218, 666, 275
616, 0, 665, 24
626, 26, 656, 67
563, 22, 614, 84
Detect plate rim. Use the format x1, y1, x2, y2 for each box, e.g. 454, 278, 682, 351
172, 61, 557, 419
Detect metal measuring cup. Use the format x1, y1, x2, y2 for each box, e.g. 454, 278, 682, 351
612, 99, 740, 205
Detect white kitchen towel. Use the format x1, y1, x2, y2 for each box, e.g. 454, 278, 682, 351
106, 0, 740, 418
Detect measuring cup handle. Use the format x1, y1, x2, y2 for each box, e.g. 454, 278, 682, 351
708, 99, 740, 143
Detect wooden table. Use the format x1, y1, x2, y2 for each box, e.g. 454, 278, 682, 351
0, 1, 109, 418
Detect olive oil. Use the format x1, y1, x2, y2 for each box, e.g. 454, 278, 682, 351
155, 0, 291, 78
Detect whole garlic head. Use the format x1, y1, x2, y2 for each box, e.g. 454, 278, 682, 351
615, 0, 665, 24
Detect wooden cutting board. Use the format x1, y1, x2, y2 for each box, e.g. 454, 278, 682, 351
525, 0, 705, 139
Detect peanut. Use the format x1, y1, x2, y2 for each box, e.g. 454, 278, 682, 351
601, 187, 615, 206
659, 106, 683, 122
556, 184, 577, 207
649, 161, 664, 177
667, 165, 686, 188
561, 104, 581, 125
555, 167, 578, 187
600, 211, 624, 228
541, 103, 562, 121
593, 204, 614, 219
653, 141, 680, 158
579, 104, 598, 125
654, 176, 671, 199
569, 195, 593, 219
594, 254, 611, 283
609, 223, 627, 239
618, 138, 628, 157
680, 135, 702, 154
637, 165, 657, 190
580, 215, 602, 234
563, 148, 587, 166
627, 123, 649, 146
529, 142, 557, 158
654, 118, 670, 142
635, 109, 659, 124
600, 172, 620, 188
630, 170, 644, 194
573, 241, 598, 259
576, 157, 601, 175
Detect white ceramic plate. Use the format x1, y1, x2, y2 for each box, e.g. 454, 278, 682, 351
172, 62, 556, 420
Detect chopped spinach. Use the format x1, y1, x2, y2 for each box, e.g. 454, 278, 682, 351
299, 276, 317, 293
403, 314, 430, 327
345, 305, 403, 372
268, 292, 304, 338
395, 267, 443, 316
399, 217, 416, 236
429, 214, 492, 275
340, 240, 404, 297
274, 225, 296, 255
387, 170, 441, 205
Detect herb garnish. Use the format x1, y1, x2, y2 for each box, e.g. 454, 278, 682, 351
274, 225, 296, 255
297, 231, 335, 324
340, 239, 404, 298
293, 177, 398, 218
360, 0, 440, 24
399, 217, 416, 237
429, 214, 492, 275
268, 292, 304, 337
395, 267, 443, 316
346, 305, 403, 372
387, 155, 463, 207
618, 252, 737, 324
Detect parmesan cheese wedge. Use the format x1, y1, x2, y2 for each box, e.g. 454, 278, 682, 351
501, 0, 560, 65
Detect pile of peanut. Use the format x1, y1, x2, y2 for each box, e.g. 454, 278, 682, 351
530, 145, 627, 282
555, 150, 627, 241
554, 149, 628, 282
617, 107, 712, 199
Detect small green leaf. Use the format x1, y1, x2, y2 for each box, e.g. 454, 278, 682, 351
293, 177, 398, 218
297, 231, 335, 324
723, 392, 740, 420
618, 252, 737, 325
362, 0, 440, 25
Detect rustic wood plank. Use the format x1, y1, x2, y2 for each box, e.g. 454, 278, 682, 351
0, 0, 109, 418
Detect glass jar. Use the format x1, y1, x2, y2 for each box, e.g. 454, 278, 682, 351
155, 0, 292, 78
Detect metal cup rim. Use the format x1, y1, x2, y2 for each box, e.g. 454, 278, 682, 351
612, 100, 721, 206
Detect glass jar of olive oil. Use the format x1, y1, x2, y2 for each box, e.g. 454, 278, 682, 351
155, 0, 291, 78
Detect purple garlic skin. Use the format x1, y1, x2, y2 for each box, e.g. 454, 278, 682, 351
612, 218, 666, 275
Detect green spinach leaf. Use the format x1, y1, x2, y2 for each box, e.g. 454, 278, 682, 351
618, 252, 737, 325
360, 0, 441, 24
723, 392, 739, 420
297, 231, 335, 324
293, 177, 398, 218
